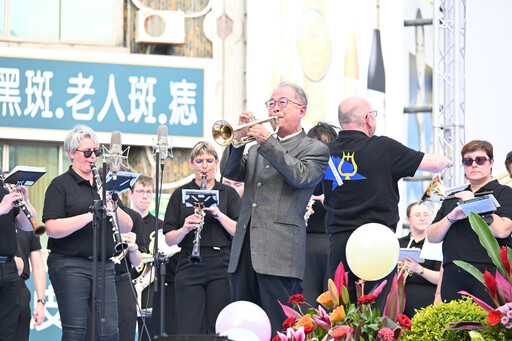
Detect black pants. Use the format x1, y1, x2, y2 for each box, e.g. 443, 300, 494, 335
230, 234, 302, 336
0, 260, 21, 341
15, 280, 31, 341
302, 233, 330, 304
442, 262, 496, 306
175, 248, 231, 335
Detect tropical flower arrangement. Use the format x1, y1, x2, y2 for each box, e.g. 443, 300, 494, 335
444, 212, 512, 340
272, 261, 411, 341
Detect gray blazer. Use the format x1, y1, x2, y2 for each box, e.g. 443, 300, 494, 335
221, 130, 329, 280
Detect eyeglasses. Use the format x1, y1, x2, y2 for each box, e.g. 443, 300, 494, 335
265, 97, 303, 110
76, 148, 102, 158
133, 189, 154, 195
462, 156, 490, 167
365, 110, 378, 119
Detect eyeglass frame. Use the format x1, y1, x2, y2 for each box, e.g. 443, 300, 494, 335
461, 156, 490, 167
75, 148, 103, 158
133, 189, 154, 195
365, 110, 378, 119
265, 97, 304, 110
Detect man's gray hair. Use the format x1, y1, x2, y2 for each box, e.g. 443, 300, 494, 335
277, 82, 308, 106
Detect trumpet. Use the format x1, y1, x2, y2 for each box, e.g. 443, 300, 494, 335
90, 163, 129, 254
212, 116, 279, 147
397, 263, 413, 282
0, 168, 45, 236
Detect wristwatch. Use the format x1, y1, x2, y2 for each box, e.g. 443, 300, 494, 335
37, 298, 46, 305
482, 214, 494, 226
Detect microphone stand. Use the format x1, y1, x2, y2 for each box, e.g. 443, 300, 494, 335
154, 149, 169, 338
90, 160, 108, 339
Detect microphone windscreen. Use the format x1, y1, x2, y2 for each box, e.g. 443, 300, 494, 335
110, 131, 122, 172
157, 125, 168, 160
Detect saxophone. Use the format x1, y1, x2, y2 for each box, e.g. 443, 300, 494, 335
188, 172, 207, 264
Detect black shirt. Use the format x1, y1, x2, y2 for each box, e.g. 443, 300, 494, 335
0, 187, 20, 257
114, 201, 146, 274
163, 180, 241, 249
43, 165, 117, 258
432, 180, 512, 265
16, 226, 42, 280
323, 131, 424, 233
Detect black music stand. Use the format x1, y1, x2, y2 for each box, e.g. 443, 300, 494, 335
105, 171, 140, 193
3, 165, 46, 186
182, 189, 219, 208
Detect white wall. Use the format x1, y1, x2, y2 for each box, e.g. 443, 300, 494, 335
466, 0, 512, 176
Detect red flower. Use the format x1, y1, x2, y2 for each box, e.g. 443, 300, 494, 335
484, 271, 498, 298
303, 325, 316, 335
282, 316, 296, 330
377, 327, 395, 341
288, 294, 306, 306
488, 310, 502, 326
500, 246, 511, 276
398, 313, 411, 330
330, 325, 351, 338
358, 294, 378, 305
271, 335, 281, 341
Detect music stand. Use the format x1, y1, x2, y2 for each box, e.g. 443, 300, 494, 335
105, 171, 140, 193
3, 165, 46, 186
182, 189, 219, 208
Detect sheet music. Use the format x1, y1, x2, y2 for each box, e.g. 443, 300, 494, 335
458, 194, 500, 215
420, 237, 443, 262
399, 248, 424, 263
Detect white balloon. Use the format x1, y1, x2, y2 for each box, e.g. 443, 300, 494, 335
215, 301, 271, 341
220, 328, 260, 341
346, 223, 400, 281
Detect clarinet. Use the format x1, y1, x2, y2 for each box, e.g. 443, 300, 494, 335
0, 168, 46, 236
189, 172, 207, 264
90, 163, 129, 253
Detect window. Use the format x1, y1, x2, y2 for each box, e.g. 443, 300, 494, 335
1, 0, 120, 45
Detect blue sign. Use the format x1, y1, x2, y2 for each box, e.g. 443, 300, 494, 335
26, 274, 62, 340
0, 52, 205, 137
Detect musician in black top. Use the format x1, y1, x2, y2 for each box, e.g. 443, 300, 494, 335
163, 141, 241, 335
43, 124, 133, 341
428, 140, 512, 306
0, 179, 37, 340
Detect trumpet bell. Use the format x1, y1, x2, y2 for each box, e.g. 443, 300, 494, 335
212, 116, 279, 147
419, 175, 447, 204
212, 120, 234, 146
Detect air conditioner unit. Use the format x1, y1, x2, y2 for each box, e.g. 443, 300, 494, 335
135, 10, 185, 44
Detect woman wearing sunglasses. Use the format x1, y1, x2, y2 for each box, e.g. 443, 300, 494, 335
427, 140, 512, 306
42, 124, 133, 340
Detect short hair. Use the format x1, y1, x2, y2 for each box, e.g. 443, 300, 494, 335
406, 201, 427, 218
276, 82, 308, 106
505, 151, 512, 174
64, 124, 99, 161
460, 140, 494, 160
307, 122, 338, 143
189, 141, 218, 161
338, 97, 372, 127
132, 175, 154, 191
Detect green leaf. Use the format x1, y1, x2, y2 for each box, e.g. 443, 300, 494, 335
453, 260, 486, 287
468, 212, 507, 277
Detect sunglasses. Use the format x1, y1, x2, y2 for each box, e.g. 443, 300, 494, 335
461, 156, 489, 167
76, 148, 103, 158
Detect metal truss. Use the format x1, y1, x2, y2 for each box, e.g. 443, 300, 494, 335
432, 0, 466, 187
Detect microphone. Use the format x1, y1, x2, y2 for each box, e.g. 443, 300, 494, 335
109, 131, 123, 182
157, 125, 169, 161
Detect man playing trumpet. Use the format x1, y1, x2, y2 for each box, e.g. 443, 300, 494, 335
220, 82, 330, 335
